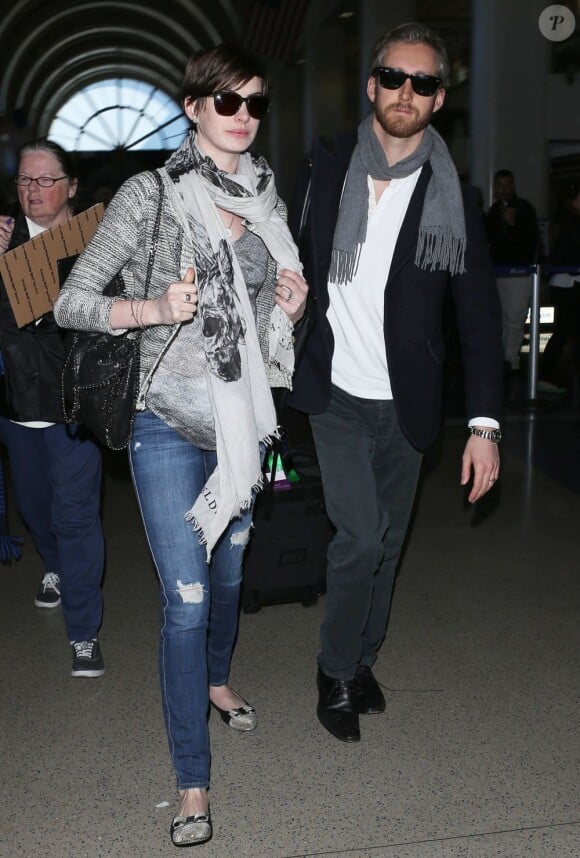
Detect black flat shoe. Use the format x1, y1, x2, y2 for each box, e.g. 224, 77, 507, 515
170, 812, 212, 847
316, 666, 360, 742
354, 665, 386, 714
212, 699, 257, 732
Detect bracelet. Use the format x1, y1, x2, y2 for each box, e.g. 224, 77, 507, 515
130, 299, 146, 328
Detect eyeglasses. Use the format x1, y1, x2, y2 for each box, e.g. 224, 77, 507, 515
372, 66, 441, 97
14, 175, 68, 188
211, 90, 270, 120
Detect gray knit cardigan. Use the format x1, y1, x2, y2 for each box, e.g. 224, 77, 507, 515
54, 168, 286, 408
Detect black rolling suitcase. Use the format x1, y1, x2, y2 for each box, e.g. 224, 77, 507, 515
241, 441, 333, 613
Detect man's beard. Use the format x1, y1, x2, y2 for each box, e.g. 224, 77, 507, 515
375, 101, 432, 139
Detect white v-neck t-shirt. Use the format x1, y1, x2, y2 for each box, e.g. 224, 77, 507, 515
327, 170, 421, 400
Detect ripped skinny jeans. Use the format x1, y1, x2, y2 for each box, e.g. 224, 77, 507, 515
129, 410, 252, 789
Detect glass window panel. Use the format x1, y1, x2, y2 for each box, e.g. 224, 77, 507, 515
49, 78, 188, 151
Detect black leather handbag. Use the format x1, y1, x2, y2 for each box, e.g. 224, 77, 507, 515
61, 170, 164, 450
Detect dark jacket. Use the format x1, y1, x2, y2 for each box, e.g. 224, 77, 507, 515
486, 196, 539, 265
0, 209, 67, 422
549, 209, 580, 270
288, 131, 503, 452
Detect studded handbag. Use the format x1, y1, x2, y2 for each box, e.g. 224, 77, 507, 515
61, 170, 164, 450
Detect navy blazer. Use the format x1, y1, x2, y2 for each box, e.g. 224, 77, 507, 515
288, 131, 503, 452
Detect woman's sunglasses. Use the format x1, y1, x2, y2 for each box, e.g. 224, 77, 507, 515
211, 90, 270, 120
372, 66, 441, 97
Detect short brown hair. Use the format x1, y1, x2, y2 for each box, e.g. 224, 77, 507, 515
370, 22, 450, 88
180, 42, 268, 104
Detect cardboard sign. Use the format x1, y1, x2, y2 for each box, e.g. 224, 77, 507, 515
0, 203, 105, 328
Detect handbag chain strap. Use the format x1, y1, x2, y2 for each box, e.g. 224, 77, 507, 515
142, 169, 164, 299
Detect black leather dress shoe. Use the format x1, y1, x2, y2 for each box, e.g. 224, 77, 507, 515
354, 665, 386, 714
316, 667, 360, 742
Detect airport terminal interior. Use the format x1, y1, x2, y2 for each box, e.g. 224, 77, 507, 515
0, 1, 579, 856
1, 359, 578, 858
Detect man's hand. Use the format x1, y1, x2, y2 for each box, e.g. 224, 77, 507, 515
461, 433, 500, 503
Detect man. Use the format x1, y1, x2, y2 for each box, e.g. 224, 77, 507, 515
288, 23, 503, 742
486, 169, 539, 372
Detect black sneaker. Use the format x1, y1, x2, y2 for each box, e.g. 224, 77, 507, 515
34, 573, 61, 608
70, 639, 105, 677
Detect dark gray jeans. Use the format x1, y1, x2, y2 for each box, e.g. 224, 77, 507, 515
310, 386, 422, 680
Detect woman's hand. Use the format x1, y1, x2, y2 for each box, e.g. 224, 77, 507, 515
147, 267, 198, 325
0, 216, 15, 254
275, 269, 308, 324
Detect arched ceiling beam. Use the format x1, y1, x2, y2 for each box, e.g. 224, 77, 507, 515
19, 28, 191, 117
0, 0, 237, 43
0, 0, 243, 114
1, 3, 193, 108
33, 52, 185, 133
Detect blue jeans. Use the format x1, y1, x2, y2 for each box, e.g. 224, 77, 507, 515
310, 386, 422, 680
129, 410, 252, 789
0, 418, 104, 640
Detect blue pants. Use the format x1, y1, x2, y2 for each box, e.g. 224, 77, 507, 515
310, 386, 422, 680
129, 410, 253, 789
0, 418, 104, 641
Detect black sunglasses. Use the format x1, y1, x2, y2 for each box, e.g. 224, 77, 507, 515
372, 66, 441, 97
211, 90, 270, 120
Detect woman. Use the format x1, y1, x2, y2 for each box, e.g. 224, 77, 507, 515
0, 139, 105, 676
55, 43, 307, 847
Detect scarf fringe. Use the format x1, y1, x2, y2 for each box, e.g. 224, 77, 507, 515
328, 246, 363, 286
184, 474, 265, 547
330, 118, 466, 286
187, 517, 207, 546
183, 434, 276, 546
416, 228, 466, 276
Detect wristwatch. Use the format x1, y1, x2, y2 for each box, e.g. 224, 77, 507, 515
469, 426, 502, 443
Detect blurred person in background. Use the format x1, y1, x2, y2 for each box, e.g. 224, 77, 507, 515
486, 169, 539, 373
539, 180, 580, 393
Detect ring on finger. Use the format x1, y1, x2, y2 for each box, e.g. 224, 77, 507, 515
185, 293, 191, 303
285, 286, 293, 301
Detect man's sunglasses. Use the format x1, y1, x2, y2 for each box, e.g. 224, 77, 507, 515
211, 90, 270, 120
372, 66, 441, 97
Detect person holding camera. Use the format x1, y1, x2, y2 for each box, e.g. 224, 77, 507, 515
486, 169, 539, 373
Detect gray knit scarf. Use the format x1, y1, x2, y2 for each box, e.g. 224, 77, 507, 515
329, 114, 466, 285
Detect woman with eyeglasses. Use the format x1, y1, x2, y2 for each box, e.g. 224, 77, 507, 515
55, 43, 308, 847
0, 139, 105, 676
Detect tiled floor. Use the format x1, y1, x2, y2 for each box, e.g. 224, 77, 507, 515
0, 397, 579, 857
